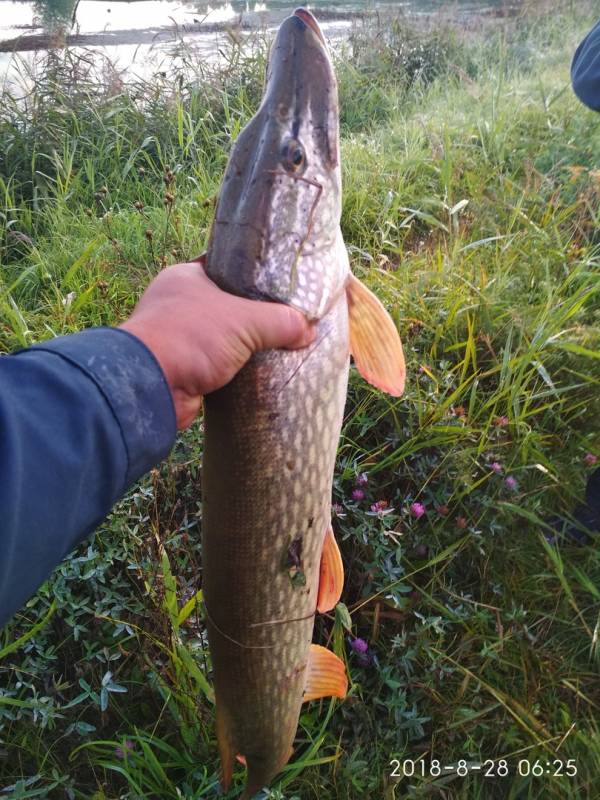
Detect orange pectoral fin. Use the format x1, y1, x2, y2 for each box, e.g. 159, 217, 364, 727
317, 526, 344, 613
303, 644, 348, 702
346, 273, 406, 397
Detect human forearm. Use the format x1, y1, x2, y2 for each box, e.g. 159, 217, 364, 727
0, 328, 176, 626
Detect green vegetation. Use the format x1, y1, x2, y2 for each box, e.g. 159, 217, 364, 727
2, 2, 600, 798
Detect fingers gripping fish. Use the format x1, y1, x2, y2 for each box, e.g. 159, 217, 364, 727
202, 8, 406, 797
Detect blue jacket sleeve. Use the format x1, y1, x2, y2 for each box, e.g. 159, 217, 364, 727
0, 327, 176, 627
572, 19, 600, 111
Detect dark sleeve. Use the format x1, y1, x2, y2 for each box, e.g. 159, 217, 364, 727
572, 19, 600, 111
0, 327, 176, 627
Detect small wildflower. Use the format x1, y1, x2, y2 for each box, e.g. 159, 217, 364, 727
584, 453, 598, 467
456, 516, 468, 529
352, 488, 365, 501
356, 472, 368, 486
134, 200, 144, 211
436, 504, 449, 516
410, 502, 426, 519
494, 415, 510, 427
332, 502, 345, 517
505, 476, 518, 491
62, 291, 76, 310
490, 461, 502, 473
370, 499, 388, 513
407, 321, 423, 337
145, 229, 154, 241
350, 637, 369, 654
115, 740, 135, 760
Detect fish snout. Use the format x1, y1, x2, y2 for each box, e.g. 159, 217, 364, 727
293, 7, 327, 46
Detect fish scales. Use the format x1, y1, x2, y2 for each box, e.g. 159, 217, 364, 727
201, 7, 406, 797
203, 296, 348, 778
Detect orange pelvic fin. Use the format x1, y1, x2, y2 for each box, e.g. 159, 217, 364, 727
317, 526, 344, 613
216, 701, 235, 791
346, 273, 406, 397
303, 644, 348, 702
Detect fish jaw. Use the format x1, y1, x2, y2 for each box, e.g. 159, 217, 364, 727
206, 8, 347, 320
293, 7, 327, 46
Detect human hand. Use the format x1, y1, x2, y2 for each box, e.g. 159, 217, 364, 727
120, 259, 315, 429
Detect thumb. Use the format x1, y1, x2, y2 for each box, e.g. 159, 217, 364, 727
242, 300, 315, 352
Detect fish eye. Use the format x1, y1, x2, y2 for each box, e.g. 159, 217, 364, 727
282, 138, 306, 172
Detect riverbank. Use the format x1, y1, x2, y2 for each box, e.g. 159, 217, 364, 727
0, 7, 368, 53
1, 2, 599, 798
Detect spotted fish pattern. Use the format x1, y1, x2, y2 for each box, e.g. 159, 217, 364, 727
203, 295, 348, 786
201, 7, 406, 798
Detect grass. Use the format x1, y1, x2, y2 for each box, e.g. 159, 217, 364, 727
1, 1, 600, 798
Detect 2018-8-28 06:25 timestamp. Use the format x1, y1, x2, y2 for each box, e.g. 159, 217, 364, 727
389, 758, 578, 779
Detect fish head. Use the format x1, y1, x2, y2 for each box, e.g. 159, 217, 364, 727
206, 8, 349, 320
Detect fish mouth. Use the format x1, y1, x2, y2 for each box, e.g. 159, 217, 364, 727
293, 7, 327, 46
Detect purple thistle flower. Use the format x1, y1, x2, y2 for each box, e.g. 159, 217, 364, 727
490, 461, 502, 473
584, 453, 598, 467
350, 637, 369, 654
505, 476, 518, 491
352, 488, 365, 501
115, 740, 135, 760
356, 472, 369, 486
410, 502, 426, 519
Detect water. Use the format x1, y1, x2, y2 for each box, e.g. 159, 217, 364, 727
0, 0, 511, 84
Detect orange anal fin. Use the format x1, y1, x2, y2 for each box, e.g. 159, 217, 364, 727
317, 526, 344, 613
303, 644, 348, 702
346, 273, 406, 397
216, 702, 235, 791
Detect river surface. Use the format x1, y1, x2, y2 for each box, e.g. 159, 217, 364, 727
0, 0, 516, 84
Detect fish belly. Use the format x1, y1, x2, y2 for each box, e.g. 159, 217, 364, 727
202, 294, 349, 779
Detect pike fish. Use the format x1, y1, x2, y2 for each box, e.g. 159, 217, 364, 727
202, 8, 405, 797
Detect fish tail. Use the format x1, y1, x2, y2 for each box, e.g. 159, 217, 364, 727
240, 747, 294, 800
238, 769, 263, 800
239, 763, 272, 800
216, 699, 235, 791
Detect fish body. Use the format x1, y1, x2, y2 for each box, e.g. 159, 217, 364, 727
202, 9, 405, 797
203, 295, 348, 793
